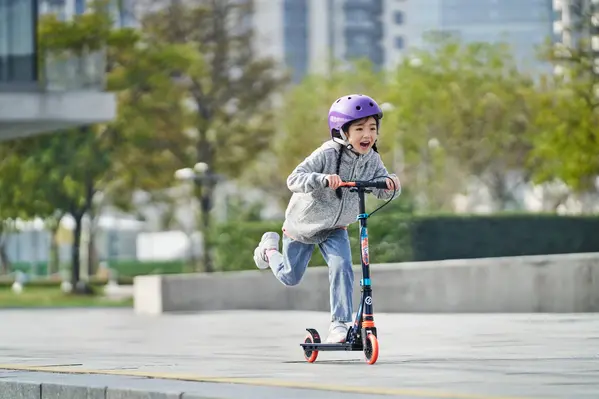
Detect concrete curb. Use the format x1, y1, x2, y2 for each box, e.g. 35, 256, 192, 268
0, 380, 214, 399
0, 368, 426, 399
133, 252, 599, 314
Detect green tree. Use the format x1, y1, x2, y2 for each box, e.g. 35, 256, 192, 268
388, 36, 537, 212
7, 126, 109, 292
105, 37, 195, 195
527, 3, 599, 196
0, 138, 66, 274
32, 5, 124, 291
24, 3, 186, 291
129, 0, 288, 272
94, 38, 196, 270
0, 149, 33, 274
0, 1, 194, 283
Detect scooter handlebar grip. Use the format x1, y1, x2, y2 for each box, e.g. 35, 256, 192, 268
371, 180, 389, 189
324, 179, 389, 189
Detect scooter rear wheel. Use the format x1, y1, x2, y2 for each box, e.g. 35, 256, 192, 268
303, 333, 319, 363
364, 333, 379, 365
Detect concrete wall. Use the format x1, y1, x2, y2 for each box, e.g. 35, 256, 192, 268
134, 252, 599, 315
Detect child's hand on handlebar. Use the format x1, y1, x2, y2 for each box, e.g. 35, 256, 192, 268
326, 174, 343, 189
386, 176, 400, 191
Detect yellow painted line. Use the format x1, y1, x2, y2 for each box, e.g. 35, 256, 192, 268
0, 364, 539, 399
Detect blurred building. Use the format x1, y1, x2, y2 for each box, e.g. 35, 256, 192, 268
253, 0, 555, 81
0, 0, 116, 141
385, 0, 556, 73
39, 0, 137, 27
2, 215, 142, 277
552, 0, 599, 74
253, 0, 385, 83
394, 0, 552, 65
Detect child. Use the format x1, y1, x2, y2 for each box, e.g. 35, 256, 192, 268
253, 94, 401, 343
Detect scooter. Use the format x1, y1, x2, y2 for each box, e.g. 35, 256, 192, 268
299, 177, 398, 365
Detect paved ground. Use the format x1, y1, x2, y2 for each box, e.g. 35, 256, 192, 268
0, 309, 597, 399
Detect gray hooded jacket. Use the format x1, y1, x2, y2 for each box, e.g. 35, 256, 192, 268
282, 140, 401, 244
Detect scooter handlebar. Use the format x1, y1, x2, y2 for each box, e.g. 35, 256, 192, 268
324, 179, 389, 189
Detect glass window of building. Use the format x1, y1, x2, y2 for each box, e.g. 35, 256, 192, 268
74, 0, 85, 15
394, 10, 404, 24
395, 36, 405, 49
0, 0, 37, 85
283, 0, 308, 83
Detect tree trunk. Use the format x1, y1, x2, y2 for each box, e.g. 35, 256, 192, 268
87, 210, 99, 277
88, 234, 98, 277
0, 234, 9, 275
71, 211, 83, 288
49, 227, 60, 275
199, 182, 214, 273
71, 174, 96, 293
48, 213, 64, 276
193, 175, 215, 273
71, 211, 93, 295
196, 122, 215, 273
486, 170, 516, 212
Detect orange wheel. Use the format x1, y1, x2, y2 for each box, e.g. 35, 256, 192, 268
303, 334, 318, 363
364, 333, 379, 365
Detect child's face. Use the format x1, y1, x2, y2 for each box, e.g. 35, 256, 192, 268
346, 116, 378, 154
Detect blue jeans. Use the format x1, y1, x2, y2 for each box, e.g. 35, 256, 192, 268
267, 229, 354, 322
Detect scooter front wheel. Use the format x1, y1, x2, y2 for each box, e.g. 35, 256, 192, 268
364, 333, 379, 365
303, 332, 319, 363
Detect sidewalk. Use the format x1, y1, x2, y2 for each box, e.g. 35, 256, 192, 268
0, 309, 597, 398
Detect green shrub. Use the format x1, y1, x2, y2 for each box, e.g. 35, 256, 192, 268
108, 259, 189, 277
2, 259, 185, 282
211, 213, 413, 271
6, 211, 598, 281
408, 213, 599, 261
0, 275, 134, 288
211, 213, 599, 270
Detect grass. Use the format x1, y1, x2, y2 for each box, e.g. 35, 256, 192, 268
0, 285, 133, 308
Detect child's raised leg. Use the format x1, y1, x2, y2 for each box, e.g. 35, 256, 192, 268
253, 232, 314, 286
318, 228, 354, 343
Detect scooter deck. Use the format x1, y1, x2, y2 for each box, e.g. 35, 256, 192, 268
300, 342, 363, 351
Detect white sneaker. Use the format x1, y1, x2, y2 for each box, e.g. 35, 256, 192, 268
325, 321, 349, 343
253, 232, 280, 270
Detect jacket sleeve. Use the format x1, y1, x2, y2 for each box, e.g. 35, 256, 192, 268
371, 155, 401, 200
287, 148, 329, 193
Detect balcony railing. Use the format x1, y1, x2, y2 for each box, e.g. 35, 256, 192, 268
0, 47, 107, 93
39, 47, 107, 92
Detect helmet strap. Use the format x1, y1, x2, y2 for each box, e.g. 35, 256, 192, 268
333, 129, 352, 150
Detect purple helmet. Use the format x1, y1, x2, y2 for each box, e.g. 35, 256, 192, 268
328, 94, 383, 137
